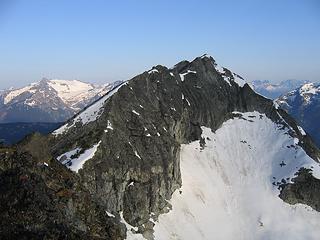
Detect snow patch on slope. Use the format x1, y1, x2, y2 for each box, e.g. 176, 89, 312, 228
57, 141, 101, 172
150, 112, 320, 240
213, 63, 246, 87
53, 82, 127, 135
297, 125, 306, 136
179, 70, 197, 82
200, 54, 246, 87
148, 69, 159, 74
120, 212, 145, 240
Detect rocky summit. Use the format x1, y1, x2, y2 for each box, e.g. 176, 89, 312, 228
1, 55, 320, 240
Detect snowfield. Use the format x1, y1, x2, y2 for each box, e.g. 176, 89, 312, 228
129, 111, 320, 240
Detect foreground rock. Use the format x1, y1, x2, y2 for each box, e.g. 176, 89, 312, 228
0, 134, 125, 239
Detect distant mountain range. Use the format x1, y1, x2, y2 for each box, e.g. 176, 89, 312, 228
251, 79, 311, 99
0, 78, 122, 144
252, 79, 320, 148
0, 78, 122, 123
276, 82, 320, 147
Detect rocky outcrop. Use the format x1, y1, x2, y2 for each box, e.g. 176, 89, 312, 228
279, 168, 320, 211
0, 134, 125, 240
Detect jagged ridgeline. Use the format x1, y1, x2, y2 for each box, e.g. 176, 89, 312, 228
1, 55, 320, 240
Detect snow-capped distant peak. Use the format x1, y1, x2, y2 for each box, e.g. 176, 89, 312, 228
294, 83, 320, 105
53, 81, 127, 135
4, 84, 37, 104
47, 79, 96, 108
299, 83, 320, 95
276, 81, 320, 147
251, 79, 312, 100
0, 78, 122, 123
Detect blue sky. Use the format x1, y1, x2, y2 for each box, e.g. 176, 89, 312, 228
0, 0, 319, 88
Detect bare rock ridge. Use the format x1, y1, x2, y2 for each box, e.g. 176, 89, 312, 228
1, 55, 320, 239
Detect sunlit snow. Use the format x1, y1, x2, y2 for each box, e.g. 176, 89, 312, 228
4, 84, 37, 104
57, 141, 101, 172
297, 126, 306, 136
179, 70, 197, 82
143, 112, 320, 240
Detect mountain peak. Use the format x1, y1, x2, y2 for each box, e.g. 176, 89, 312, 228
49, 55, 320, 239
0, 79, 122, 123
171, 55, 246, 87
40, 77, 49, 82
200, 53, 214, 60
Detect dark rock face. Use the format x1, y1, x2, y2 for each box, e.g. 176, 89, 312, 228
279, 168, 320, 211
0, 134, 125, 240
49, 55, 320, 237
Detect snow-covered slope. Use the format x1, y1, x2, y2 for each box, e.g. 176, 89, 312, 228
152, 112, 320, 240
276, 82, 320, 147
0, 78, 122, 123
251, 79, 311, 99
